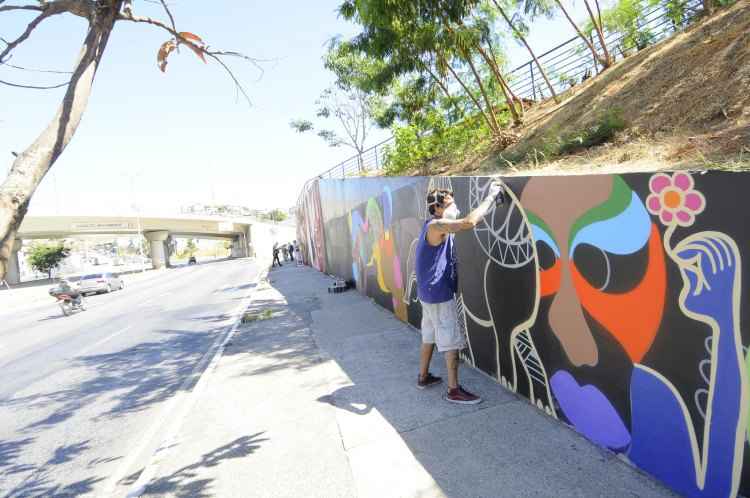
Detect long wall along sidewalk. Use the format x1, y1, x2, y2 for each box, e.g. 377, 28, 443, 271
296, 171, 750, 498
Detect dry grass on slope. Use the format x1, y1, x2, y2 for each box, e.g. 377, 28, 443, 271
467, 0, 750, 177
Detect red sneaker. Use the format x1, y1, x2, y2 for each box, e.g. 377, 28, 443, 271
445, 385, 482, 405
417, 372, 443, 389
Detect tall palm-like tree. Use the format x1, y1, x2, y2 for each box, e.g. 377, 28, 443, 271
520, 0, 612, 68
488, 0, 559, 102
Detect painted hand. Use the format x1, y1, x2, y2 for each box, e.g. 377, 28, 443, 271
673, 232, 738, 321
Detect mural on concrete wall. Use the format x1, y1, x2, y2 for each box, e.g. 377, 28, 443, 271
297, 171, 750, 498
296, 180, 327, 273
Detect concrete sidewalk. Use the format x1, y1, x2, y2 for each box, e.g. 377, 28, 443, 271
139, 265, 676, 498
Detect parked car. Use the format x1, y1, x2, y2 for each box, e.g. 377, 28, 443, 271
77, 272, 124, 295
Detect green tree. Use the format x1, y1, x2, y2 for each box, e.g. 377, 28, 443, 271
339, 0, 522, 133
179, 238, 198, 259
27, 242, 70, 279
265, 209, 288, 223
0, 1, 263, 283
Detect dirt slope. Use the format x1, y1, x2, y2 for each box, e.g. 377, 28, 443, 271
462, 0, 750, 177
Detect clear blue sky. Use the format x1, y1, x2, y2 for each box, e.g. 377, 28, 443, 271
0, 0, 593, 216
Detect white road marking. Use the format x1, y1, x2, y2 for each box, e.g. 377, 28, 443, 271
74, 326, 133, 358
100, 269, 266, 498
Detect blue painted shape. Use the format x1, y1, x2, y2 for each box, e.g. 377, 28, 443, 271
550, 370, 631, 451
530, 223, 560, 257
628, 364, 699, 496
570, 192, 651, 256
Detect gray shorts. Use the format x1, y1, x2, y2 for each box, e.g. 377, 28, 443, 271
420, 299, 466, 352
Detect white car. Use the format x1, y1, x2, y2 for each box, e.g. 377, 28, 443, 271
77, 272, 125, 295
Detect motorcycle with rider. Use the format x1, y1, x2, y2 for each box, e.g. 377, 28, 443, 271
49, 279, 86, 316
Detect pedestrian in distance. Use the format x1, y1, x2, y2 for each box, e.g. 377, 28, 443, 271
415, 181, 504, 404
293, 240, 302, 266
282, 244, 289, 262
272, 244, 282, 267
288, 242, 295, 261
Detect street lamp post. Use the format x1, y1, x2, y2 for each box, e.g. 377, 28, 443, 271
132, 200, 145, 273
123, 170, 146, 273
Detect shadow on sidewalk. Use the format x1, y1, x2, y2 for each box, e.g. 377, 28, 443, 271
142, 433, 268, 497
236, 265, 676, 498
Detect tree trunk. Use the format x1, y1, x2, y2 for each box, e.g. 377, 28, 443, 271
553, 0, 607, 68
582, 0, 612, 68
441, 54, 497, 134
419, 59, 452, 99
703, 0, 714, 15
422, 60, 466, 120
490, 0, 559, 103
474, 44, 522, 126
460, 47, 502, 134
0, 5, 121, 281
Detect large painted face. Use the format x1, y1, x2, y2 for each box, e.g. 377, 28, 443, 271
520, 175, 667, 450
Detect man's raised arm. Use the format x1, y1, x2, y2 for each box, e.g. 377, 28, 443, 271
430, 182, 503, 235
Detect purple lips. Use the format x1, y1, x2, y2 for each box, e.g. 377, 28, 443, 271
550, 370, 631, 451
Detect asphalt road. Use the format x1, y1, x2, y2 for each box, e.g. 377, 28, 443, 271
0, 259, 260, 497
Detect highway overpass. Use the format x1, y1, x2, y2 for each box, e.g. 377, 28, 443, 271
6, 215, 294, 285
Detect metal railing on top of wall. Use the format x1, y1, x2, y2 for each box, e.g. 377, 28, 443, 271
505, 0, 703, 100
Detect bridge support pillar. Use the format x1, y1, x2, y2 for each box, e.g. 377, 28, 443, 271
145, 231, 170, 269
5, 240, 22, 286
229, 235, 248, 258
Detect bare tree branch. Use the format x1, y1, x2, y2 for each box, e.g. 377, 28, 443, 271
0, 1, 88, 63
0, 10, 54, 63
0, 4, 44, 13
1, 61, 72, 74
0, 78, 69, 89
118, 11, 265, 106
204, 52, 252, 106
1, 0, 92, 17
204, 49, 266, 80
158, 0, 177, 34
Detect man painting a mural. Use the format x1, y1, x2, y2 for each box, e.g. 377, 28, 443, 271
416, 181, 503, 404
299, 170, 750, 496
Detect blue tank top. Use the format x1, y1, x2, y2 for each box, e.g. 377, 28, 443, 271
415, 220, 457, 303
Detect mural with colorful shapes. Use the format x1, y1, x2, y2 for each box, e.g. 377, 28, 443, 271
297, 171, 750, 497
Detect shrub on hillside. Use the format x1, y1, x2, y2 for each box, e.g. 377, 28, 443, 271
382, 112, 496, 176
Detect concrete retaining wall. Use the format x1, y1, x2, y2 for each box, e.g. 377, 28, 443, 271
297, 172, 750, 498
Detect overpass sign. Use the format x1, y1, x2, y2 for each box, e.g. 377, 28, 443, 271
71, 222, 134, 232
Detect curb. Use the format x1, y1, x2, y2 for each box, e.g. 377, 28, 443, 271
101, 266, 269, 498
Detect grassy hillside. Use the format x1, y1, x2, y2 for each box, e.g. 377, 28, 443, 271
427, 1, 750, 177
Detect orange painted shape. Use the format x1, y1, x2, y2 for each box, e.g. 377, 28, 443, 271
570, 224, 667, 362
664, 190, 681, 209
540, 259, 562, 297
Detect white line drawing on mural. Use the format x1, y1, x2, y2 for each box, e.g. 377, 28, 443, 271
469, 177, 534, 269
402, 238, 419, 305
465, 178, 556, 416
694, 335, 715, 420
456, 294, 476, 366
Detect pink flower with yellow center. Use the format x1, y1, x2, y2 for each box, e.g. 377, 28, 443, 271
646, 172, 706, 227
